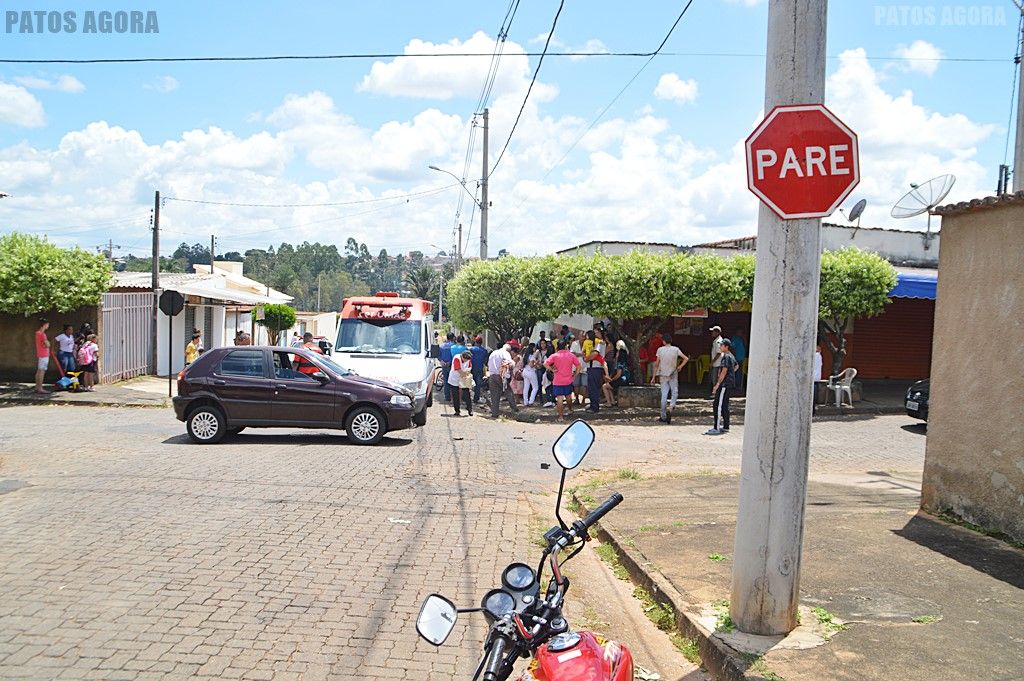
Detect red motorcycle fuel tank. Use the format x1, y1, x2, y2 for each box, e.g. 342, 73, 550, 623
518, 631, 634, 681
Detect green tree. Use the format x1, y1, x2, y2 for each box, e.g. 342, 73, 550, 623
122, 255, 185, 273
256, 304, 297, 345
0, 233, 112, 315
818, 247, 898, 375
404, 265, 437, 299
447, 256, 558, 341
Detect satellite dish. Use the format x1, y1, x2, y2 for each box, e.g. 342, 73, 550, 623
890, 174, 955, 250
849, 198, 867, 222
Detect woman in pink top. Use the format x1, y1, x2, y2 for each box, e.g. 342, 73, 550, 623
544, 340, 581, 421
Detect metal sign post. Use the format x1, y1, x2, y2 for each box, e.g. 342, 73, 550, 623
159, 290, 185, 397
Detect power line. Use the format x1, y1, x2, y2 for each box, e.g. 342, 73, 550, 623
163, 183, 457, 208
490, 0, 566, 177
495, 0, 697, 232
0, 51, 1009, 65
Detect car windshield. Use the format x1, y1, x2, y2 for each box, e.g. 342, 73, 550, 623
316, 354, 354, 377
336, 319, 422, 355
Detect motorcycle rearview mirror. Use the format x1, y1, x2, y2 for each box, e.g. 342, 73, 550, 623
553, 419, 595, 470
416, 594, 458, 646
551, 419, 596, 530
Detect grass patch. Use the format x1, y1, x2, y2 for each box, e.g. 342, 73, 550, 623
618, 468, 642, 480
740, 654, 786, 681
911, 614, 942, 624
935, 511, 1024, 550
593, 542, 630, 581
708, 552, 728, 562
810, 606, 847, 638
671, 634, 701, 665
633, 586, 675, 631
711, 599, 735, 633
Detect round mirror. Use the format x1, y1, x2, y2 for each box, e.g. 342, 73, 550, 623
416, 594, 457, 646
552, 420, 595, 470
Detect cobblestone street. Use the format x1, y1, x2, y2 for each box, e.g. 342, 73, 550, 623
0, 403, 925, 679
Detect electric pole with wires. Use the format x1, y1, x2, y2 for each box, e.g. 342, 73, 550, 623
1013, 0, 1024, 191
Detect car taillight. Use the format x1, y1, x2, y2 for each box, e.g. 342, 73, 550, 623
176, 370, 185, 381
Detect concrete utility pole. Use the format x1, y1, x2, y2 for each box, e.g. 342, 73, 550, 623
457, 223, 463, 268
1014, 0, 1024, 192
151, 190, 160, 375
480, 108, 489, 260
210, 235, 216, 270
730, 0, 828, 636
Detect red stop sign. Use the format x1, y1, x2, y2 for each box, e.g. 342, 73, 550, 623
745, 104, 859, 220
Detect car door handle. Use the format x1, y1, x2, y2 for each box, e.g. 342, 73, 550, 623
275, 383, 288, 390
213, 379, 227, 386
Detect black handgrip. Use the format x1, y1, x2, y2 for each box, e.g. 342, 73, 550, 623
482, 635, 508, 681
580, 492, 624, 531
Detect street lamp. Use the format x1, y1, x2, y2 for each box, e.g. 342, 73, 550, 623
429, 164, 488, 261
428, 166, 482, 208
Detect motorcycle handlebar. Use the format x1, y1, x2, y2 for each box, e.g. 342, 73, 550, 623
481, 634, 509, 681
579, 492, 624, 533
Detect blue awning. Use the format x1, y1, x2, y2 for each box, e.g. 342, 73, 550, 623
890, 271, 937, 300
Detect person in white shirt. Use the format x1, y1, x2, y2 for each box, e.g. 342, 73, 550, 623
54, 324, 77, 372
569, 333, 586, 406
709, 325, 723, 391
651, 333, 689, 423
487, 344, 519, 418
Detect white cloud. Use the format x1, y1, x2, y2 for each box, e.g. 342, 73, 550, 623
529, 33, 609, 61
357, 31, 556, 102
0, 46, 998, 259
0, 83, 46, 127
13, 75, 85, 93
826, 48, 994, 230
654, 73, 699, 104
894, 40, 943, 76
144, 76, 179, 93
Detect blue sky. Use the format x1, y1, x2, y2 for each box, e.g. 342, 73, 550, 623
0, 1, 1019, 258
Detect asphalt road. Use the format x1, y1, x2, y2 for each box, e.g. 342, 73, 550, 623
0, 402, 924, 679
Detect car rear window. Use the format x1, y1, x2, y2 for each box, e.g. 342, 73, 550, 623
218, 350, 266, 377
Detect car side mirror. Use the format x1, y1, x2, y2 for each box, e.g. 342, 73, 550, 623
311, 371, 329, 384
416, 594, 457, 646
429, 344, 440, 359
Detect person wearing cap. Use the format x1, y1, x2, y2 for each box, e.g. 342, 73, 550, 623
707, 338, 739, 435
709, 325, 724, 393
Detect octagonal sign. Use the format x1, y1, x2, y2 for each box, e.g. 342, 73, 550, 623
745, 104, 859, 220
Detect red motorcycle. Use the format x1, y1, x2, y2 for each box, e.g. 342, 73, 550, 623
416, 420, 633, 681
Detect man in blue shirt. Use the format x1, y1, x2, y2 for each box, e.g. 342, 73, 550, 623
439, 333, 454, 402
450, 334, 468, 359
469, 335, 489, 404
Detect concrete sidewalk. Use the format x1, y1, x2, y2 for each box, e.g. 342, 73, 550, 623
0, 376, 174, 408
574, 473, 1024, 681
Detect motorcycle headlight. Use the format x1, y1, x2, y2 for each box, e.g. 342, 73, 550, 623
390, 394, 412, 407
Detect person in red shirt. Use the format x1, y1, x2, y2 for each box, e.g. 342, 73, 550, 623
34, 318, 50, 394
296, 332, 324, 375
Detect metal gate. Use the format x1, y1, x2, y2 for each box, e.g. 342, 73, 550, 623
100, 292, 152, 383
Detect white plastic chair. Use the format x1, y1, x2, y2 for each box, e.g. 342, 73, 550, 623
826, 368, 857, 408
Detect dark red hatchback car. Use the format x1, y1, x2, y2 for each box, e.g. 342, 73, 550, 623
173, 346, 416, 445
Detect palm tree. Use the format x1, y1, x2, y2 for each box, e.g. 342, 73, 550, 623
405, 266, 437, 299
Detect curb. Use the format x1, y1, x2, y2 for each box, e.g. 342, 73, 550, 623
573, 492, 761, 681
0, 396, 169, 409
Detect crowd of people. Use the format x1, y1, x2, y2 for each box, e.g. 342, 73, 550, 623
438, 323, 633, 422
438, 322, 749, 431
32, 318, 100, 394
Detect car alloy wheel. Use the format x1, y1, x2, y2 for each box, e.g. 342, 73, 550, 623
351, 412, 380, 441
187, 406, 225, 444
